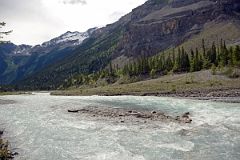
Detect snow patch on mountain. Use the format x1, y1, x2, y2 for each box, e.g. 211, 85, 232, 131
13, 44, 32, 55
42, 31, 90, 47
1, 28, 97, 56
57, 31, 88, 44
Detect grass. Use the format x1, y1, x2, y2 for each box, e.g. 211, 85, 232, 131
51, 70, 240, 96
0, 92, 32, 96
0, 92, 19, 96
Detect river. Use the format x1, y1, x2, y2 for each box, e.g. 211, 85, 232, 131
0, 93, 240, 160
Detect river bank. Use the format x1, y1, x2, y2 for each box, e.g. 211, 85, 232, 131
52, 88, 240, 103
0, 130, 16, 160
51, 70, 240, 103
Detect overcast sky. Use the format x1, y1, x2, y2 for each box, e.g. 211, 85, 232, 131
0, 0, 146, 45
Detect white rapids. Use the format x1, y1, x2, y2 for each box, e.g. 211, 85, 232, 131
0, 93, 240, 160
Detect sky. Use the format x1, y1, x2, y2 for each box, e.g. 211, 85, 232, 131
0, 0, 147, 45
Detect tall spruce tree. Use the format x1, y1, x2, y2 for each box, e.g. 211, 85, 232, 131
219, 40, 228, 66
173, 47, 181, 72
190, 49, 195, 72
202, 39, 206, 58
203, 50, 211, 69
195, 48, 201, 71
229, 46, 234, 66
211, 42, 217, 64
233, 45, 240, 66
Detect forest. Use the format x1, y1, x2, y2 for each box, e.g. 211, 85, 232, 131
61, 39, 240, 89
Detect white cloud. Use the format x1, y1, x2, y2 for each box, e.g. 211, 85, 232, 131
0, 0, 147, 45
109, 11, 126, 21
59, 0, 87, 5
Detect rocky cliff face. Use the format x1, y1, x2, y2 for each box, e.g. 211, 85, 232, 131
115, 0, 240, 57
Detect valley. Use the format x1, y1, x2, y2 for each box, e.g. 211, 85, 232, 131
1, 0, 238, 91
1, 0, 240, 159
0, 29, 95, 84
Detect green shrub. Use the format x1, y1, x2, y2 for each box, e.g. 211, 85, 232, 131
171, 84, 176, 92
150, 69, 156, 78
0, 139, 13, 160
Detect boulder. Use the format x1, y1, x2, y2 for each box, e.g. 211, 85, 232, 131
184, 118, 193, 123
182, 112, 190, 118
68, 109, 79, 113
151, 111, 157, 114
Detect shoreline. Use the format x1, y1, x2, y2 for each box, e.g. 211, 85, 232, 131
52, 88, 240, 103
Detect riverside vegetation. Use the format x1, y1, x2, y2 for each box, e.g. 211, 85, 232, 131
0, 131, 16, 160
53, 39, 240, 96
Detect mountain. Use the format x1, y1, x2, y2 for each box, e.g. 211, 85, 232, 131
17, 0, 240, 89
0, 43, 32, 56
40, 30, 93, 49
0, 28, 96, 84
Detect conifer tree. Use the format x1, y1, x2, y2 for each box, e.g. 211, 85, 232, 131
211, 42, 217, 64
161, 54, 166, 71
165, 55, 173, 71
173, 48, 181, 72
199, 54, 204, 69
172, 48, 175, 63
203, 50, 211, 69
190, 49, 195, 72
195, 48, 201, 71
219, 40, 228, 66
109, 62, 113, 76
157, 55, 164, 71
180, 47, 185, 70
233, 45, 240, 66
122, 64, 130, 76
150, 69, 156, 78
202, 39, 206, 58
229, 46, 234, 66
184, 52, 190, 71
69, 38, 238, 88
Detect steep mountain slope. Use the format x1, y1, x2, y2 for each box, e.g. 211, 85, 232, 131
0, 29, 95, 84
19, 26, 123, 89
116, 0, 240, 57
19, 0, 240, 90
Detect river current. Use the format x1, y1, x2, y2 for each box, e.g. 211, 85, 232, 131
0, 93, 239, 160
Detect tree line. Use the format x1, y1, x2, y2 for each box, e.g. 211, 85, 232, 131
62, 39, 240, 88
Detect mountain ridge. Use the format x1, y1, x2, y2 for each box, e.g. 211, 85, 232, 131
4, 0, 240, 89
0, 28, 97, 84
